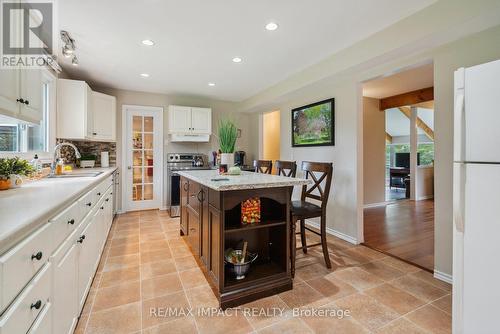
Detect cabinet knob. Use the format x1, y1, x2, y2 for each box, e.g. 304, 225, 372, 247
97, 192, 101, 196
30, 300, 42, 310
92, 132, 97, 135
16, 98, 25, 103
77, 235, 86, 243
101, 206, 104, 210
86, 202, 92, 206
31, 251, 43, 261
105, 198, 109, 202
24, 100, 29, 105
67, 219, 75, 225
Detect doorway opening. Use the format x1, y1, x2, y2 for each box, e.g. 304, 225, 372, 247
362, 63, 435, 271
261, 110, 281, 171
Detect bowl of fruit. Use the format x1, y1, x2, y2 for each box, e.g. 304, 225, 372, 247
224, 245, 258, 280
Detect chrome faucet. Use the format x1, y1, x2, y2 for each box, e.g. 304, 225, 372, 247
51, 142, 81, 175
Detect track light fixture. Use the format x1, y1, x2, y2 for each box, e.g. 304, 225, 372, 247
61, 30, 77, 63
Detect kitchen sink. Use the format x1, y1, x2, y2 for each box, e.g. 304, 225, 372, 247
47, 171, 104, 178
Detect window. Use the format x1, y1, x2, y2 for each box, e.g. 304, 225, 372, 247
0, 80, 50, 153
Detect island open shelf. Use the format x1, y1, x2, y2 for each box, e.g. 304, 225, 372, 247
178, 170, 310, 309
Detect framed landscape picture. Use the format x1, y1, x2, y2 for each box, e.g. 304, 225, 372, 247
291, 98, 334, 147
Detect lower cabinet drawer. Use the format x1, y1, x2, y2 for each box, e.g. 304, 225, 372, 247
50, 200, 81, 249
0, 263, 52, 334
0, 223, 54, 313
27, 302, 52, 334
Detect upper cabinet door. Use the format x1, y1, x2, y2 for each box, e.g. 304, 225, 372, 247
90, 91, 116, 141
169, 106, 192, 133
0, 69, 20, 119
57, 79, 90, 140
191, 107, 212, 134
19, 69, 43, 123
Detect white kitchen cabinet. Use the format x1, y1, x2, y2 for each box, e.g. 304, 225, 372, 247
0, 68, 45, 124
19, 68, 43, 124
168, 105, 211, 135
191, 107, 212, 134
51, 237, 78, 334
0, 69, 20, 119
77, 215, 98, 310
57, 79, 116, 141
90, 91, 116, 141
168, 105, 192, 133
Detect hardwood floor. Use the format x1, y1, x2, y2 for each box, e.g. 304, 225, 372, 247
363, 199, 434, 271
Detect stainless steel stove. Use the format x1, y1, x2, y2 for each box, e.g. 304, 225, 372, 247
166, 153, 210, 217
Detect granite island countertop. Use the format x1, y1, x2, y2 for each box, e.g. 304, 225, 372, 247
176, 170, 311, 191
0, 167, 117, 254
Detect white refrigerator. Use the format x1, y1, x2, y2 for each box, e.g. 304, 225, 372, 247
453, 59, 500, 333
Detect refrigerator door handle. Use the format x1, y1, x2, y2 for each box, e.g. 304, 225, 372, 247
454, 92, 465, 162
453, 163, 465, 232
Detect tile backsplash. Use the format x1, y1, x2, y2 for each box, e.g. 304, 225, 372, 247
56, 139, 116, 167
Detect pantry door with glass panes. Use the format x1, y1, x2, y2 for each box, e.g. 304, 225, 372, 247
123, 106, 163, 211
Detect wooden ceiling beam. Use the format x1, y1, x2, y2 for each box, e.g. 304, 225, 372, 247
380, 87, 434, 110
398, 107, 434, 141
385, 133, 393, 144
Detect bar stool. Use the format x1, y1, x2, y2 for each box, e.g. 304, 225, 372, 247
253, 160, 273, 174
275, 160, 297, 178
290, 161, 333, 277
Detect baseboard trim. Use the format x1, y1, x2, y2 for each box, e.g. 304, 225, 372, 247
363, 201, 397, 209
305, 220, 359, 245
417, 195, 434, 200
434, 270, 453, 284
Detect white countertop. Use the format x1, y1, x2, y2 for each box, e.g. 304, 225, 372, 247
0, 167, 117, 254
177, 170, 311, 191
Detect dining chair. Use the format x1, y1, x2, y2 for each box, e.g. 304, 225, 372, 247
275, 160, 297, 178
290, 161, 333, 277
253, 160, 273, 174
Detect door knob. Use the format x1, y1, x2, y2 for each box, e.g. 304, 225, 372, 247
128, 166, 132, 170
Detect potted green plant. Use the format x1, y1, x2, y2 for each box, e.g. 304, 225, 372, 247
79, 154, 97, 168
218, 119, 238, 166
0, 157, 34, 190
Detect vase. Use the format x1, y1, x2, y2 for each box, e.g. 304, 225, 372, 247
0, 179, 11, 190
9, 174, 23, 188
220, 153, 235, 167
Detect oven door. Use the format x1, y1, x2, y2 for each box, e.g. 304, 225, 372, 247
170, 172, 181, 217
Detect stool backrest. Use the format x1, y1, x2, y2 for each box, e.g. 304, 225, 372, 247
253, 160, 273, 174
275, 160, 297, 177
300, 161, 333, 210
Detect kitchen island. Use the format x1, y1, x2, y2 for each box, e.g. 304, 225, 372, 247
177, 170, 310, 308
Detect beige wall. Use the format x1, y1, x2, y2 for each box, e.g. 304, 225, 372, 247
90, 87, 258, 212
262, 111, 281, 164
363, 97, 386, 205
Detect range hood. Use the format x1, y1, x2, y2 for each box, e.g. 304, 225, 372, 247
170, 134, 210, 142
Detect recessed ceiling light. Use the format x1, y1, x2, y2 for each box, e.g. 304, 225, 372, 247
140, 73, 150, 78
265, 22, 278, 31
141, 39, 155, 46
232, 57, 242, 63
208, 82, 216, 87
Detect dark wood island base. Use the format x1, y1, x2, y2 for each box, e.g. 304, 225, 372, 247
179, 175, 295, 309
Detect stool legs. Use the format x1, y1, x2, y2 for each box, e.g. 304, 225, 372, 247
320, 214, 332, 269
290, 217, 297, 278
299, 219, 307, 254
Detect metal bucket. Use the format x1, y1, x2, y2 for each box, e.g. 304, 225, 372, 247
225, 251, 258, 280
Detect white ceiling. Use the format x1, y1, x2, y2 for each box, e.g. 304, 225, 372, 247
363, 63, 434, 99
57, 0, 436, 101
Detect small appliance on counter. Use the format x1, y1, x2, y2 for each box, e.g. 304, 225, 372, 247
234, 151, 245, 166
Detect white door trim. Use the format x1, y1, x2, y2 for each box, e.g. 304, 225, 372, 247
121, 105, 164, 212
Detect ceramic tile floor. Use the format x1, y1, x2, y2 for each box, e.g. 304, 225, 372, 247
74, 210, 452, 334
